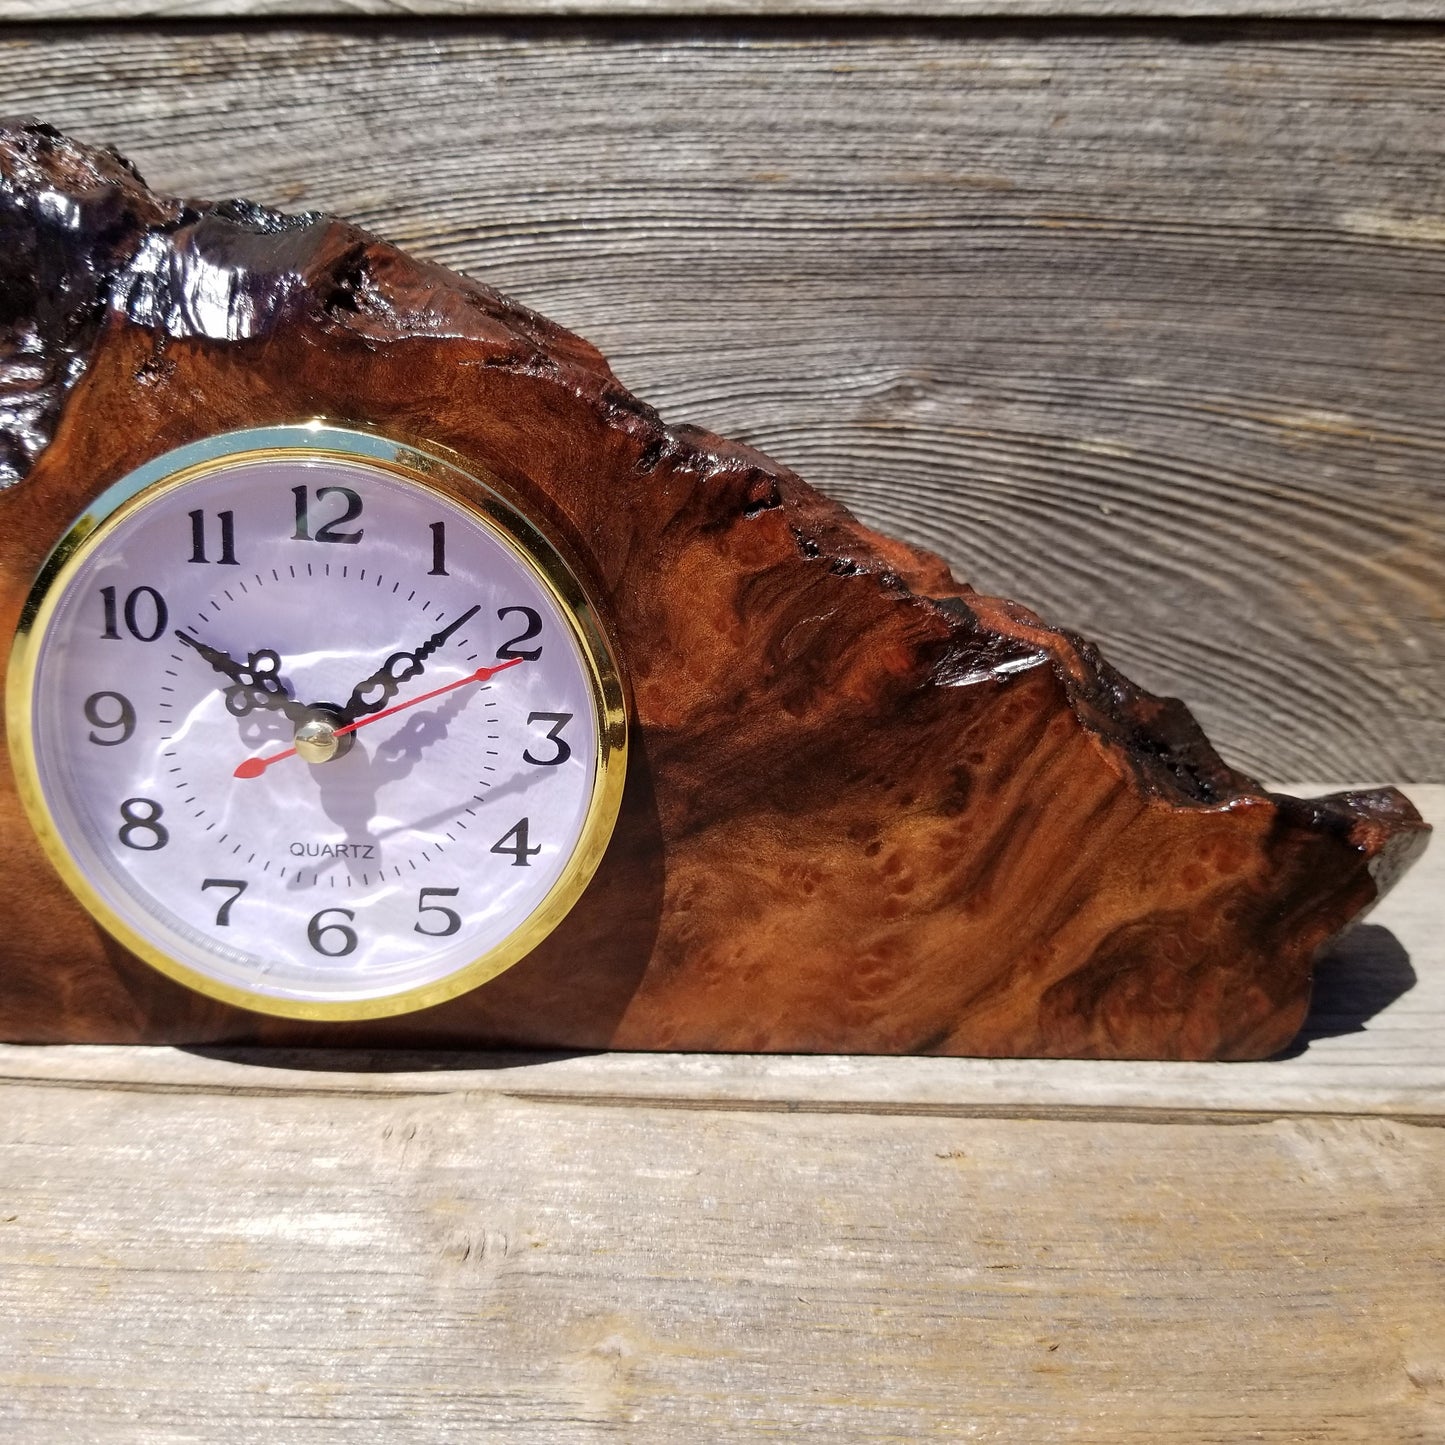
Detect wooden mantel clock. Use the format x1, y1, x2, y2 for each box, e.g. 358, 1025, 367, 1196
0, 121, 1429, 1059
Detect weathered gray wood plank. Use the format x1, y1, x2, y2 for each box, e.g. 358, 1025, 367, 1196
0, 25, 1441, 780
0, 1086, 1440, 1441
1, 785, 1439, 1117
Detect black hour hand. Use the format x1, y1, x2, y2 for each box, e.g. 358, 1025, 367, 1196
175, 631, 311, 723
342, 604, 480, 722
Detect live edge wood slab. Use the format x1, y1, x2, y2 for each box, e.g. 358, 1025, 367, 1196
0, 121, 1429, 1059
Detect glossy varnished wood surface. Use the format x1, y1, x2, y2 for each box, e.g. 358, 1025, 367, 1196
0, 123, 1428, 1058
0, 22, 1438, 782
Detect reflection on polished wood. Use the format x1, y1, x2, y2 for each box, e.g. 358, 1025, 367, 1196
0, 122, 1429, 1058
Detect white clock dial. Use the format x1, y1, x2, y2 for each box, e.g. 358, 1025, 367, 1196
8, 426, 626, 1018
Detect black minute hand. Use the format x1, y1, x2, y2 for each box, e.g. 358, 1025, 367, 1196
174, 630, 312, 723
341, 604, 481, 723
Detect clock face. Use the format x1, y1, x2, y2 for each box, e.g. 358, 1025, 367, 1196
7, 425, 626, 1019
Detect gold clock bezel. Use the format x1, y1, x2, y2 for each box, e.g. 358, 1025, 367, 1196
6, 422, 628, 1021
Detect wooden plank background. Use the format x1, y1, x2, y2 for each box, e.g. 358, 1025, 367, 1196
0, 18, 1440, 782
2, 20, 1441, 1436
1, 1078, 1441, 1443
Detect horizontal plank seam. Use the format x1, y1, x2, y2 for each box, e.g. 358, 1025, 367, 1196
2, 1072, 1440, 1124
4, 13, 1445, 37
501, 1089, 1445, 1125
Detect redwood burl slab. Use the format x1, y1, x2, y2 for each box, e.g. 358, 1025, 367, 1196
0, 122, 1428, 1058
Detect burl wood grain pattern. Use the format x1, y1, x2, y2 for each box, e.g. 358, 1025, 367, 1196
0, 122, 1428, 1058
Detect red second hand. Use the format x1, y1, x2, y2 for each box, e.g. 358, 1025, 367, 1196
233, 657, 525, 780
